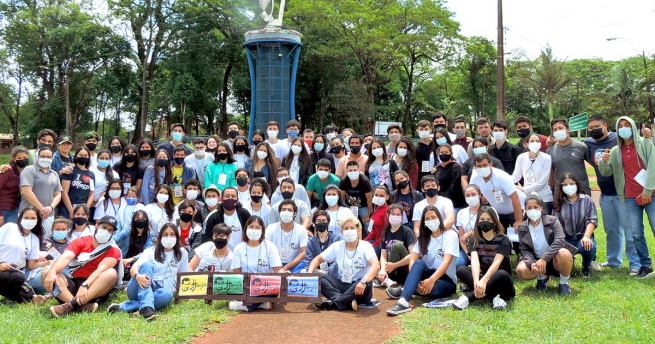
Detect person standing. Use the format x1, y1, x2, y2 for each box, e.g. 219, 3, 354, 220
19, 146, 62, 236
547, 118, 591, 195
489, 120, 522, 176
0, 146, 29, 225
157, 123, 192, 158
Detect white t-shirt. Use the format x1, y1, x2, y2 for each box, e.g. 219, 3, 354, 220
529, 220, 549, 259
412, 197, 455, 227
0, 223, 40, 270
412, 229, 459, 283
69, 225, 94, 240
193, 241, 233, 272
265, 139, 288, 161
326, 207, 352, 235
320, 240, 377, 282
224, 212, 244, 251
269, 199, 310, 226
429, 144, 468, 165
289, 156, 300, 184
185, 154, 214, 187
94, 197, 128, 223
265, 222, 308, 264
470, 167, 518, 215
90, 167, 120, 202
144, 203, 172, 236
456, 207, 479, 233
234, 153, 249, 169
135, 247, 189, 290
231, 240, 282, 273
511, 152, 554, 202
243, 202, 272, 226
118, 203, 147, 232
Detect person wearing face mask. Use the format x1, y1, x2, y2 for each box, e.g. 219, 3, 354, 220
113, 210, 155, 279
270, 168, 311, 208
432, 113, 457, 141
310, 134, 336, 172
430, 128, 468, 165
460, 137, 505, 190
362, 133, 374, 155
546, 118, 591, 195
90, 150, 120, 213
339, 161, 374, 229
274, 120, 303, 160
341, 128, 355, 149
173, 179, 205, 221
231, 136, 251, 169
246, 141, 279, 191
0, 206, 49, 304
235, 168, 254, 203
107, 136, 125, 166
170, 145, 198, 205
363, 185, 391, 258
309, 215, 380, 312
157, 123, 192, 159
411, 175, 455, 237
512, 133, 554, 214
516, 196, 576, 295
391, 171, 424, 229
119, 187, 146, 233
19, 146, 62, 236
514, 116, 548, 153
82, 131, 100, 168
365, 139, 398, 189
107, 222, 189, 321
230, 215, 282, 312
456, 184, 485, 267
386, 206, 458, 315
138, 139, 156, 169
466, 117, 496, 158
307, 159, 340, 208
432, 144, 466, 213
0, 146, 30, 225
329, 136, 347, 168
453, 207, 515, 311
302, 211, 343, 272
68, 205, 95, 240
282, 137, 315, 186
335, 135, 368, 178
223, 122, 240, 151
60, 147, 96, 219
202, 187, 251, 250
43, 215, 122, 317
25, 129, 57, 165
265, 200, 309, 273
185, 138, 214, 188
94, 180, 128, 230
141, 149, 174, 204
489, 120, 521, 176
242, 181, 272, 226
376, 204, 416, 288
263, 120, 285, 162
303, 129, 315, 153
318, 185, 351, 235
415, 120, 436, 183
269, 177, 311, 230
205, 142, 237, 192
391, 137, 419, 190
29, 217, 74, 298
51, 135, 75, 174
175, 201, 203, 253
192, 184, 221, 226
452, 118, 473, 151
189, 224, 233, 272
386, 124, 403, 154
552, 174, 598, 277
113, 144, 144, 196
324, 124, 338, 143
144, 184, 175, 236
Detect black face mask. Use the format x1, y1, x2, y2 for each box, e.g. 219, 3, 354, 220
424, 188, 438, 198
251, 195, 263, 203
139, 150, 151, 158
73, 217, 88, 226
517, 128, 531, 138
39, 143, 53, 150
315, 223, 328, 233
439, 153, 451, 162
14, 159, 29, 168
75, 157, 89, 166
350, 146, 361, 154
133, 219, 148, 229
125, 154, 137, 163
589, 128, 605, 140
434, 124, 447, 130
331, 146, 343, 154
236, 177, 248, 187
110, 146, 122, 154
206, 147, 217, 153
213, 238, 228, 249
364, 143, 371, 152
252, 140, 262, 147
222, 198, 238, 211
179, 213, 193, 223
235, 145, 247, 153
86, 143, 97, 151
228, 130, 239, 139
157, 159, 168, 167
478, 221, 495, 233
281, 191, 294, 200
398, 180, 410, 190
174, 157, 185, 165
217, 153, 228, 161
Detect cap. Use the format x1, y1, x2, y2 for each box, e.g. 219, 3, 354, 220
97, 215, 118, 231
59, 135, 73, 144
203, 184, 221, 199
84, 131, 99, 140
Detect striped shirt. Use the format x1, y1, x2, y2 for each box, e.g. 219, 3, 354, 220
552, 194, 598, 239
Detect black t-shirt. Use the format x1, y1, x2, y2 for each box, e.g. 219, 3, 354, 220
338, 174, 372, 208
61, 166, 95, 206
416, 141, 435, 181
380, 225, 416, 252
435, 162, 465, 208
113, 163, 144, 194
468, 234, 512, 274
395, 192, 415, 223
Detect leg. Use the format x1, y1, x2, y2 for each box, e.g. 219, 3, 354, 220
153, 289, 174, 310
320, 274, 351, 301
515, 261, 538, 280
399, 260, 429, 301
119, 272, 144, 312
353, 281, 373, 305
388, 242, 409, 283
26, 267, 47, 295
625, 198, 653, 267
456, 247, 470, 268
600, 195, 624, 267
552, 248, 573, 277
2, 209, 18, 223
484, 270, 515, 301
129, 262, 155, 311
330, 281, 361, 311
80, 269, 118, 306
455, 266, 478, 302
615, 198, 640, 270
289, 260, 306, 274
426, 275, 456, 299
0, 270, 33, 303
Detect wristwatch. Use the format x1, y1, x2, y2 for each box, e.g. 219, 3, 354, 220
360, 277, 368, 284
81, 282, 89, 289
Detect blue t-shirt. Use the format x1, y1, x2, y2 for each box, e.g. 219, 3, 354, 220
584, 132, 617, 196
62, 167, 96, 206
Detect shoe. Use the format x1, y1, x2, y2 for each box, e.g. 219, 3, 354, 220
635, 266, 655, 279
629, 268, 640, 276
257, 302, 271, 310
535, 276, 550, 291
79, 302, 98, 313
386, 302, 412, 316
600, 261, 618, 268
228, 300, 248, 312
590, 261, 602, 272
139, 307, 157, 321
351, 300, 358, 311
386, 286, 403, 299
459, 284, 472, 293
314, 299, 333, 310
372, 279, 382, 288
32, 295, 48, 306
50, 302, 74, 318
558, 283, 571, 296
452, 295, 469, 310
492, 295, 507, 310
581, 268, 590, 278
382, 278, 397, 288
107, 303, 121, 313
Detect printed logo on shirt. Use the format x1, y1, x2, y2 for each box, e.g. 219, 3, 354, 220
231, 226, 241, 234
353, 258, 366, 270
71, 174, 91, 190
594, 148, 605, 166
257, 258, 269, 268
289, 242, 300, 250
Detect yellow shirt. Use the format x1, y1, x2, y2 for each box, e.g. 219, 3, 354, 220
172, 166, 184, 204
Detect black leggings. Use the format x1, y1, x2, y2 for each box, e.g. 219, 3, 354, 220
456, 266, 515, 302
0, 270, 34, 303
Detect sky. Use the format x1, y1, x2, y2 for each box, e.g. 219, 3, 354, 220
447, 0, 655, 61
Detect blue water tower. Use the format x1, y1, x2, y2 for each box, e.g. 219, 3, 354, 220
244, 29, 302, 142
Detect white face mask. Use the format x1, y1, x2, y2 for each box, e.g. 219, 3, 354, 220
342, 229, 358, 242
21, 219, 37, 231
161, 237, 177, 249
95, 229, 112, 244
527, 209, 542, 222
316, 171, 329, 179
425, 220, 441, 232
492, 131, 506, 142
397, 148, 408, 157
246, 228, 262, 241
186, 190, 199, 200
156, 194, 169, 204
347, 171, 360, 180
562, 185, 578, 196
205, 198, 218, 208
108, 190, 121, 200
371, 148, 384, 157
372, 196, 386, 206
195, 150, 205, 158
280, 210, 295, 223
418, 130, 431, 139
465, 196, 480, 207
267, 130, 278, 139
326, 133, 336, 141
553, 129, 568, 142
389, 133, 401, 142
291, 145, 302, 155
38, 158, 52, 168
528, 142, 541, 153
325, 195, 339, 207
473, 147, 487, 155
476, 167, 491, 178
257, 151, 268, 160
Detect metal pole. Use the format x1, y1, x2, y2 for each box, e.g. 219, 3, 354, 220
643, 51, 654, 125
496, 0, 505, 120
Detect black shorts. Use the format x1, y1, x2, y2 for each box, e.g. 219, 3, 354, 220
62, 275, 112, 304
545, 260, 560, 277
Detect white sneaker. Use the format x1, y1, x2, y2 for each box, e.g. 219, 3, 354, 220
257, 302, 272, 310
372, 279, 382, 288
228, 301, 248, 312
452, 295, 469, 310
629, 268, 640, 276
382, 278, 397, 288
492, 295, 507, 310
590, 261, 602, 272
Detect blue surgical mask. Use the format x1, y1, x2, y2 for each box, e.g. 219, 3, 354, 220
436, 137, 447, 146
172, 132, 183, 142
126, 197, 138, 206
288, 130, 299, 139
53, 231, 68, 242
618, 127, 633, 139
314, 143, 325, 151
97, 160, 110, 169
473, 147, 487, 155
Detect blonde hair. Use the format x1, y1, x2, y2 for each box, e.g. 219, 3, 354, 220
340, 215, 363, 238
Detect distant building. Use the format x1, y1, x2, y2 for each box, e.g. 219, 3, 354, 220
0, 134, 13, 154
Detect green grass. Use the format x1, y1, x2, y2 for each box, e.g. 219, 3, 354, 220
0, 154, 9, 165
391, 210, 655, 343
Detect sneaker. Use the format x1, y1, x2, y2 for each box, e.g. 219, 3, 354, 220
382, 278, 397, 288
635, 266, 655, 279
228, 300, 248, 312
492, 295, 507, 310
600, 261, 618, 268
257, 302, 271, 310
372, 279, 382, 288
351, 300, 358, 311
107, 303, 121, 313
536, 276, 550, 291
79, 302, 98, 313
50, 302, 74, 318
386, 302, 412, 316
558, 283, 571, 296
590, 261, 602, 272
629, 268, 640, 276
139, 307, 157, 321
32, 295, 48, 306
386, 286, 403, 299
314, 299, 333, 310
581, 268, 590, 278
452, 295, 469, 310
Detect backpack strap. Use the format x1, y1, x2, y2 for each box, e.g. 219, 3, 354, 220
67, 243, 113, 273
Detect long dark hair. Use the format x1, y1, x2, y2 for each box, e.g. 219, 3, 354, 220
471, 206, 505, 247
250, 180, 271, 199
552, 172, 585, 212
380, 203, 404, 242
283, 137, 312, 172
154, 222, 182, 263
127, 210, 149, 257
434, 128, 454, 145
68, 204, 90, 238
234, 136, 251, 156
138, 139, 156, 159
107, 136, 125, 153
213, 142, 236, 164
73, 147, 91, 169
153, 149, 173, 190
116, 144, 140, 179
250, 141, 279, 190
17, 205, 44, 248
154, 184, 175, 219
365, 138, 389, 173
313, 134, 328, 154
103, 179, 124, 210
416, 205, 446, 257
318, 185, 347, 210
396, 137, 417, 175
96, 149, 115, 181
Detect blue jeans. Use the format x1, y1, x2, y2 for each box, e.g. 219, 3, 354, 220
120, 262, 174, 312
400, 259, 456, 301
600, 195, 639, 269
289, 260, 307, 273
624, 198, 654, 267
456, 248, 470, 268
2, 209, 18, 224
566, 237, 597, 269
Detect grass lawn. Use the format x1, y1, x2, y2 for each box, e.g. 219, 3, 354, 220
391, 210, 655, 343
0, 154, 9, 165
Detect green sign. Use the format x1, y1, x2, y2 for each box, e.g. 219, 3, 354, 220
213, 274, 244, 295
569, 112, 588, 131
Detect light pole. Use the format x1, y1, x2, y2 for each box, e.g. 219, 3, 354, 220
496, 0, 505, 120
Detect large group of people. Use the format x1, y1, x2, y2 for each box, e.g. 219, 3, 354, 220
0, 113, 653, 320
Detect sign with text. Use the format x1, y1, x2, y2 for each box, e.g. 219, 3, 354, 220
213, 274, 244, 295
178, 274, 209, 296
249, 275, 281, 296
287, 276, 319, 298
569, 112, 588, 132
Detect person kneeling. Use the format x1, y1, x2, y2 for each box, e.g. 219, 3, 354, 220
516, 196, 577, 295
107, 223, 189, 320
42, 216, 121, 317
308, 215, 379, 311
453, 206, 515, 311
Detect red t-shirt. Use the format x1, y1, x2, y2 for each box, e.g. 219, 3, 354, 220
364, 204, 389, 247
621, 143, 646, 198
66, 236, 121, 278
180, 223, 191, 247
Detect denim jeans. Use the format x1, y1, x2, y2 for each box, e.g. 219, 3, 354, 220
289, 260, 307, 273
120, 262, 174, 312
2, 209, 18, 224
565, 237, 597, 269
400, 259, 456, 301
600, 195, 639, 269
456, 247, 470, 268
624, 198, 654, 267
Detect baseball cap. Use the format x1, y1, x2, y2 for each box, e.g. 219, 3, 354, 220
203, 184, 221, 199
97, 215, 118, 231
59, 135, 73, 144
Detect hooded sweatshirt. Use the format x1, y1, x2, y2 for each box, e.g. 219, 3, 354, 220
599, 116, 655, 201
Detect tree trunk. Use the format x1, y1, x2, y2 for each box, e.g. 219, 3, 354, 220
65, 76, 71, 136
134, 58, 149, 144
13, 75, 22, 147
402, 59, 415, 136
220, 62, 234, 135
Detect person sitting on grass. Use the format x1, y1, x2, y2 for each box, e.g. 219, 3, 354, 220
107, 222, 189, 321
516, 195, 577, 295
189, 224, 233, 272
453, 206, 515, 311
43, 215, 121, 317
376, 204, 415, 288
386, 205, 458, 316
28, 217, 73, 297
308, 215, 380, 312
301, 211, 343, 273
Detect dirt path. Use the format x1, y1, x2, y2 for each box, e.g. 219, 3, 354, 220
193, 288, 401, 344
